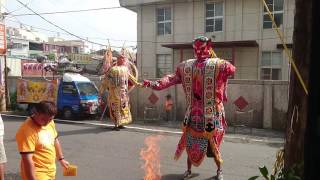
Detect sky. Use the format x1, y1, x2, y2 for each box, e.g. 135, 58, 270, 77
3, 0, 137, 50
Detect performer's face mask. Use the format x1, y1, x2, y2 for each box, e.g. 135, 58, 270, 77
117, 55, 126, 65
193, 37, 211, 60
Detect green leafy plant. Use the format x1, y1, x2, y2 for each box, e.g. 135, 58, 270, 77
47, 53, 56, 61
249, 148, 303, 180
249, 165, 302, 180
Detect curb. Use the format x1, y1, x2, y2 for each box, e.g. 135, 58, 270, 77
1, 113, 284, 146
224, 134, 284, 147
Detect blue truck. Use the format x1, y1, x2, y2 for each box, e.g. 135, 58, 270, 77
17, 73, 100, 119
57, 73, 99, 119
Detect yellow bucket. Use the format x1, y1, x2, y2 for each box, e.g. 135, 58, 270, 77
63, 165, 77, 176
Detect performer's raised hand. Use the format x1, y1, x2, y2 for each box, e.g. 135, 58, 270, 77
136, 82, 144, 88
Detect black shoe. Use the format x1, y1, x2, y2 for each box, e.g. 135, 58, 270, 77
183, 170, 192, 179
118, 125, 125, 129
112, 127, 120, 131
215, 170, 223, 180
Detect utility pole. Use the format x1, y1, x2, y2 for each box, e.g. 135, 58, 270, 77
0, 0, 8, 111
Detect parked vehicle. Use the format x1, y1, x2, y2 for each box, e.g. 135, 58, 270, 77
17, 73, 99, 119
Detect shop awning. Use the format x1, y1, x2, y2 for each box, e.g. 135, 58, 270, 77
276, 43, 293, 49
162, 40, 259, 49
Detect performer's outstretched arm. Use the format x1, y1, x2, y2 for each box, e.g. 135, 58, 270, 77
128, 73, 143, 87
217, 59, 236, 102
143, 67, 182, 90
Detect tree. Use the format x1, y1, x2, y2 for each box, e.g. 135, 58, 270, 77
285, 0, 320, 179
47, 53, 56, 61
304, 0, 320, 179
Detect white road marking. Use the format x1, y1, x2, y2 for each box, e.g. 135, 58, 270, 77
1, 114, 284, 145
2, 114, 183, 135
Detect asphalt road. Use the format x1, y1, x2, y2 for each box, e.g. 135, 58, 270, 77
3, 116, 279, 180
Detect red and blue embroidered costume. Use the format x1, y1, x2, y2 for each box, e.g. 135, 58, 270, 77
144, 36, 235, 172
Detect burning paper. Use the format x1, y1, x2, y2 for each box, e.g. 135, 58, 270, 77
140, 135, 163, 180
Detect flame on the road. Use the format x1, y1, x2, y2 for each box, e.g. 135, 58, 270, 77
140, 135, 163, 180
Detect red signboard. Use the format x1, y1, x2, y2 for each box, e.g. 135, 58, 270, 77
0, 24, 6, 55
21, 60, 54, 77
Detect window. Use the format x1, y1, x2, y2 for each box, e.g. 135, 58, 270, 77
156, 54, 172, 78
157, 8, 171, 35
77, 82, 98, 96
73, 47, 79, 53
260, 51, 282, 80
62, 83, 77, 95
206, 2, 223, 32
45, 45, 49, 51
12, 43, 23, 49
263, 0, 283, 29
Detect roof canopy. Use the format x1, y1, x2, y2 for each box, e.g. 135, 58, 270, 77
63, 73, 90, 82
162, 40, 259, 49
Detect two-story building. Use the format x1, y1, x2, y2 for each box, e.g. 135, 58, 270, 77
120, 0, 294, 80
119, 0, 293, 129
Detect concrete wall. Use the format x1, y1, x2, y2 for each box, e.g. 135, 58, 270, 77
129, 79, 288, 130
234, 47, 259, 79
174, 47, 260, 79
7, 76, 288, 130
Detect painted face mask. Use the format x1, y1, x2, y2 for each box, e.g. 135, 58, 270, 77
117, 54, 126, 65
192, 36, 212, 60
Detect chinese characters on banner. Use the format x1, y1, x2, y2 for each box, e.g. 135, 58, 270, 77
21, 60, 54, 77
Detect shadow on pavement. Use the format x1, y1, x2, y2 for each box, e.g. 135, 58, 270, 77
59, 127, 112, 137
4, 172, 21, 180
203, 176, 216, 180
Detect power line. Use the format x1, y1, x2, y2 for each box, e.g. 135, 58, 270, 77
6, 19, 138, 45
9, 7, 296, 18
7, 18, 293, 44
6, 19, 68, 35
7, 0, 33, 14
0, 1, 41, 39
7, 0, 295, 18
14, 0, 129, 49
10, 6, 124, 16
4, 1, 292, 48
44, 0, 116, 44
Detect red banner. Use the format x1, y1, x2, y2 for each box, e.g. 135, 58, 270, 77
21, 61, 54, 77
0, 24, 6, 55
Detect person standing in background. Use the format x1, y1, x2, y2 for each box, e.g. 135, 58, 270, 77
164, 94, 173, 121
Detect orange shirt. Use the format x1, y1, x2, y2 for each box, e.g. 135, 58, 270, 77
16, 118, 58, 180
165, 99, 173, 111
